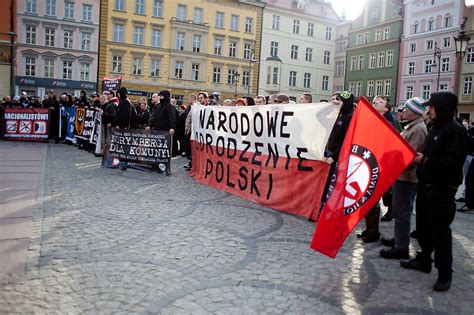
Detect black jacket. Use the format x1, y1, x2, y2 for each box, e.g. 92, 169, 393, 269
148, 101, 177, 132
114, 98, 132, 129
417, 118, 467, 188
325, 102, 354, 160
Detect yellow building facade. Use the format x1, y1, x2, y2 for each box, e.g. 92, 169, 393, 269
99, 0, 263, 103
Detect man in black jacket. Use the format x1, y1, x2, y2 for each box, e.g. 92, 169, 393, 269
400, 92, 467, 292
146, 90, 176, 135
113, 87, 133, 129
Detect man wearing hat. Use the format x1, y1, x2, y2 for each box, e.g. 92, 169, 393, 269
380, 97, 427, 260
400, 92, 467, 292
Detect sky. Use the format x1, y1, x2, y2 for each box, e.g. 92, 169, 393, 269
329, 0, 474, 21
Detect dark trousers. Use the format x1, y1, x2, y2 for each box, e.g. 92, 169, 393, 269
416, 185, 456, 276
465, 159, 474, 208
364, 202, 380, 235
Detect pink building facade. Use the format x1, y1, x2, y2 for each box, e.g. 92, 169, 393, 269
15, 0, 99, 97
397, 0, 469, 108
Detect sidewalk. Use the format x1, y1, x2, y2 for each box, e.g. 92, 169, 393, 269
0, 141, 45, 279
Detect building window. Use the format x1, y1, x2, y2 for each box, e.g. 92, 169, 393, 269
25, 56, 36, 76
272, 15, 280, 30
293, 20, 300, 34
272, 67, 279, 84
228, 69, 238, 84
64, 1, 75, 19
133, 26, 144, 45
349, 82, 355, 94
441, 57, 450, 72
413, 23, 419, 34
422, 84, 431, 99
193, 8, 203, 24
377, 52, 384, 67
153, 0, 162, 17
62, 60, 73, 79
375, 29, 382, 42
410, 43, 416, 53
45, 0, 56, 16
367, 81, 374, 97
406, 86, 414, 100
81, 32, 91, 50
371, 9, 378, 20
45, 28, 55, 47
364, 32, 369, 44
289, 71, 297, 87
244, 43, 252, 60
467, 48, 474, 63
376, 80, 383, 96
382, 27, 390, 40
112, 55, 122, 72
350, 56, 357, 71
229, 41, 237, 57
26, 0, 37, 14
442, 37, 451, 48
444, 15, 452, 28
245, 17, 253, 33
25, 25, 36, 45
322, 75, 329, 90
356, 81, 363, 97
213, 67, 221, 83
177, 5, 186, 21
135, 0, 145, 14
231, 15, 239, 31
369, 53, 376, 69
215, 12, 224, 28
305, 48, 313, 62
426, 40, 434, 50
113, 24, 124, 42
424, 59, 433, 73
132, 57, 143, 75
191, 63, 199, 80
408, 61, 415, 75
325, 27, 332, 40
323, 51, 331, 64
291, 45, 298, 59
176, 32, 185, 50
214, 38, 223, 55
80, 62, 90, 81
82, 4, 92, 21
307, 23, 314, 36
193, 35, 201, 53
270, 41, 278, 57
175, 61, 183, 79
152, 29, 161, 47
463, 77, 472, 95
150, 59, 160, 77
63, 30, 73, 49
335, 61, 345, 77
439, 83, 448, 91
357, 34, 363, 46
115, 0, 125, 11
428, 19, 434, 31
242, 70, 250, 86
384, 80, 391, 96
386, 50, 393, 67
358, 55, 364, 70
304, 73, 311, 88
44, 59, 54, 78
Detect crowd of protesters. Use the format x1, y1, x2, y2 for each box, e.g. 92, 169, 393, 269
2, 87, 473, 292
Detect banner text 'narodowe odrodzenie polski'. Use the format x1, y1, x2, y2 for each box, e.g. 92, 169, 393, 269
190, 103, 340, 220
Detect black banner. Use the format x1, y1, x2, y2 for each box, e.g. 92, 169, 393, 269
101, 76, 122, 93
104, 128, 172, 174
90, 111, 102, 145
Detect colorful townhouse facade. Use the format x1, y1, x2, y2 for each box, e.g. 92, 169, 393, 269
0, 0, 16, 98
15, 0, 100, 97
333, 20, 351, 93
345, 0, 403, 104
397, 0, 469, 110
98, 0, 264, 103
258, 0, 340, 102
457, 5, 474, 118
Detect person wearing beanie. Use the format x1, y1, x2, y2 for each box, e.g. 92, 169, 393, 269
113, 86, 133, 129
147, 90, 176, 135
401, 92, 467, 292
380, 97, 428, 260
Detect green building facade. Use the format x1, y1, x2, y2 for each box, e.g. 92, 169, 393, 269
345, 0, 403, 105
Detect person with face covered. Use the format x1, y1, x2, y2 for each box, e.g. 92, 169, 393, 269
400, 92, 467, 292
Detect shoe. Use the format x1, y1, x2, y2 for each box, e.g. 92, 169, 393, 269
380, 237, 395, 247
94, 153, 103, 158
120, 166, 127, 171
410, 230, 418, 239
381, 215, 393, 222
362, 233, 380, 243
456, 197, 465, 202
400, 256, 432, 273
356, 230, 368, 238
433, 274, 452, 292
457, 205, 473, 213
380, 247, 409, 259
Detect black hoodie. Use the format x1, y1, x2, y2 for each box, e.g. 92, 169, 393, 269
325, 92, 355, 160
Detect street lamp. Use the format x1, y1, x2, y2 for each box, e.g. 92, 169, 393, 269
233, 71, 240, 98
432, 42, 441, 92
247, 47, 255, 96
454, 18, 471, 96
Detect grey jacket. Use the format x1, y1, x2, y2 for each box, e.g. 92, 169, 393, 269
398, 117, 428, 183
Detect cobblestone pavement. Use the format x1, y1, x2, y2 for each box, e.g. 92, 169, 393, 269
1, 142, 474, 314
